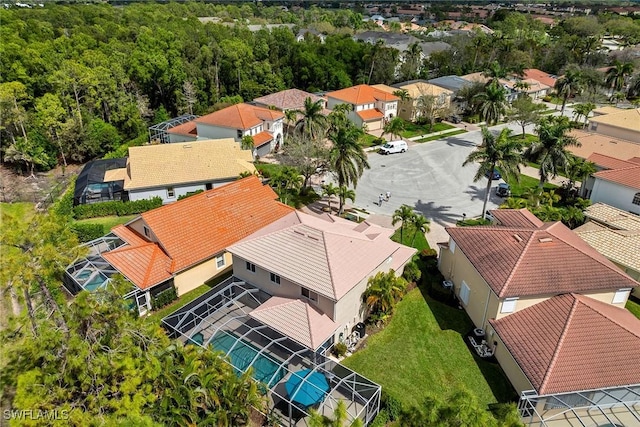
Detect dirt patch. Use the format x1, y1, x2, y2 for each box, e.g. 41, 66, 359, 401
0, 164, 81, 207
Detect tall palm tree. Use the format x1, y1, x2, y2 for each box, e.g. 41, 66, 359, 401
554, 67, 583, 116
363, 270, 406, 319
366, 39, 385, 85
382, 116, 405, 140
294, 97, 327, 141
392, 89, 410, 101
605, 61, 634, 92
572, 102, 595, 128
337, 185, 356, 214
321, 183, 339, 212
463, 127, 523, 218
284, 109, 298, 138
411, 214, 430, 246
392, 205, 416, 243
482, 61, 508, 86
328, 124, 369, 214
526, 116, 581, 188
566, 156, 597, 196
473, 82, 507, 125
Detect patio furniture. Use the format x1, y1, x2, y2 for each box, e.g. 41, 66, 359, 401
285, 369, 329, 408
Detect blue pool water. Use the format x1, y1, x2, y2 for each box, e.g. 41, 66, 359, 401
210, 332, 286, 387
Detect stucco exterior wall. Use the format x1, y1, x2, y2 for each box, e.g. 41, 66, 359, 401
196, 123, 241, 141
173, 253, 233, 296
128, 183, 206, 204
489, 329, 534, 395
397, 99, 414, 121
327, 97, 351, 111
168, 134, 198, 143
589, 122, 640, 142
126, 218, 157, 242
590, 178, 640, 215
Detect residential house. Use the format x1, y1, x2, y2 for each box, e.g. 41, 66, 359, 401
592, 105, 625, 116
461, 73, 520, 102
167, 103, 285, 156
227, 211, 416, 350
63, 176, 294, 316
296, 28, 326, 43
427, 75, 473, 94
588, 159, 640, 215
587, 108, 640, 142
353, 31, 449, 68
437, 208, 638, 331
326, 85, 398, 131
574, 203, 640, 295
580, 153, 639, 198
377, 80, 453, 121
567, 129, 640, 161
252, 88, 327, 117
501, 78, 551, 100
523, 69, 558, 90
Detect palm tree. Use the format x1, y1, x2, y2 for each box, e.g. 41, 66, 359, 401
482, 61, 508, 86
566, 157, 597, 197
473, 82, 508, 125
392, 205, 416, 243
309, 400, 363, 427
363, 270, 407, 320
284, 109, 298, 138
328, 124, 370, 214
605, 61, 634, 92
321, 183, 339, 212
554, 67, 583, 116
240, 135, 254, 150
270, 166, 303, 205
294, 97, 327, 141
392, 89, 410, 101
526, 116, 581, 188
337, 185, 355, 213
463, 127, 523, 218
382, 116, 405, 140
572, 102, 595, 128
411, 214, 430, 246
540, 189, 561, 207
366, 39, 385, 85
627, 74, 640, 99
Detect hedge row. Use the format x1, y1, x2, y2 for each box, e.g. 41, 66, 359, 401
51, 176, 77, 218
152, 286, 178, 311
177, 189, 204, 201
73, 197, 163, 219
70, 223, 105, 243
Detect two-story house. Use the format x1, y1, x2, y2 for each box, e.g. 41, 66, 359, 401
587, 107, 640, 142
168, 103, 285, 156
376, 80, 454, 121
325, 85, 398, 131
227, 211, 416, 351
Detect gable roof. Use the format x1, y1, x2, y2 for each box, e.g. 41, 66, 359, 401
567, 129, 640, 160
446, 210, 639, 298
523, 68, 558, 88
253, 89, 324, 111
195, 103, 284, 130
589, 108, 640, 132
103, 177, 294, 290
490, 293, 640, 395
583, 203, 640, 230
593, 165, 640, 190
228, 211, 416, 300
326, 84, 398, 105
122, 140, 255, 190
249, 297, 338, 350
586, 152, 639, 170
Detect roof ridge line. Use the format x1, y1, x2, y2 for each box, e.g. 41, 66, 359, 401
578, 295, 640, 340
499, 231, 537, 298
305, 300, 314, 348
539, 295, 579, 393
322, 228, 338, 300
142, 245, 160, 288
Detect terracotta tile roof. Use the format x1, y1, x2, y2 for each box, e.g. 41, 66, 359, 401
252, 131, 273, 147
195, 103, 284, 130
253, 89, 324, 111
584, 203, 640, 230
111, 224, 147, 246
228, 211, 416, 300
629, 157, 640, 164
490, 208, 544, 228
593, 165, 640, 190
123, 140, 255, 190
249, 297, 339, 350
567, 130, 640, 160
489, 293, 640, 395
523, 69, 558, 88
586, 153, 639, 170
103, 243, 173, 290
357, 109, 385, 121
589, 108, 640, 132
327, 84, 398, 105
167, 120, 198, 136
446, 210, 639, 298
574, 222, 640, 273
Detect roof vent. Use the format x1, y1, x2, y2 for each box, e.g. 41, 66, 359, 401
539, 237, 553, 243
513, 234, 523, 243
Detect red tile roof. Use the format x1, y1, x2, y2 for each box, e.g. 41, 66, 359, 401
167, 121, 198, 136
357, 109, 385, 121
523, 69, 558, 88
587, 153, 639, 170
446, 210, 639, 298
327, 84, 398, 105
195, 103, 284, 130
593, 165, 640, 190
490, 208, 544, 228
104, 177, 293, 290
628, 156, 640, 164
490, 293, 640, 394
252, 131, 273, 147
253, 89, 324, 111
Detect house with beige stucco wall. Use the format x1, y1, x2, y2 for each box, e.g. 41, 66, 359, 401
587, 107, 640, 142
375, 81, 454, 121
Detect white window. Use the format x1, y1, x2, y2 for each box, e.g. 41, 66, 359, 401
167, 187, 175, 198
246, 262, 256, 273
449, 239, 456, 254
633, 192, 640, 206
501, 297, 518, 313
301, 288, 318, 302
270, 273, 281, 285
459, 281, 470, 305
215, 255, 225, 269
612, 288, 631, 304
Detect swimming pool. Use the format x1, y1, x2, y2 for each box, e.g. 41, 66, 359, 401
210, 331, 286, 387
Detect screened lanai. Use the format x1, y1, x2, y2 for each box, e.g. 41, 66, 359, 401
518, 385, 640, 427
162, 277, 381, 426
148, 114, 197, 144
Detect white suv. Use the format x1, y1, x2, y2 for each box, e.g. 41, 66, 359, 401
379, 140, 408, 154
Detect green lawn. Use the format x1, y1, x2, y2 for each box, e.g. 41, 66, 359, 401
626, 298, 640, 320
75, 215, 137, 230
391, 223, 430, 251
359, 133, 383, 148
342, 288, 516, 409
255, 162, 287, 178
513, 133, 538, 145
415, 129, 467, 143
400, 121, 455, 138
506, 174, 557, 198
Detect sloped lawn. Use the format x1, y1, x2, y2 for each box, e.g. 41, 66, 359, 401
342, 288, 516, 409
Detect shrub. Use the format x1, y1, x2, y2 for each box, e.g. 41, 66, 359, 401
381, 391, 403, 421
51, 176, 77, 218
542, 95, 552, 102
73, 197, 162, 219
369, 409, 389, 427
333, 342, 347, 358
152, 286, 178, 311
103, 133, 147, 160
70, 223, 105, 243
402, 261, 422, 284
177, 189, 204, 201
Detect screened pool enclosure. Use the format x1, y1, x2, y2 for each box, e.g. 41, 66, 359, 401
162, 277, 382, 426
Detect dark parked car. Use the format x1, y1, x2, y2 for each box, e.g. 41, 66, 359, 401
484, 169, 501, 180
496, 183, 511, 197
448, 115, 462, 124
